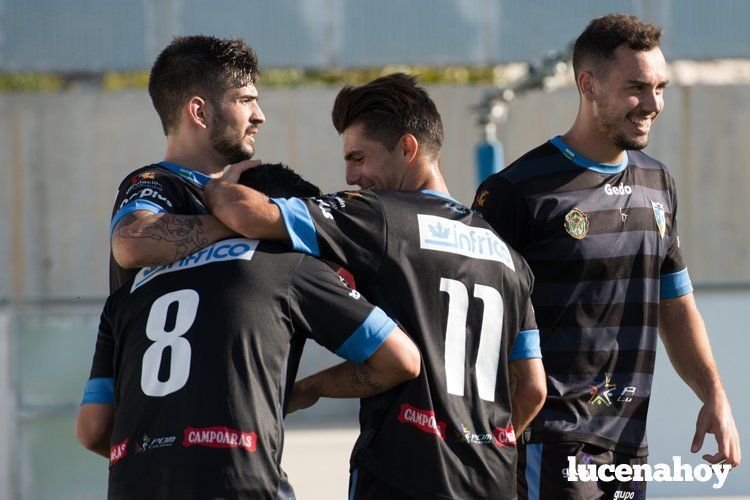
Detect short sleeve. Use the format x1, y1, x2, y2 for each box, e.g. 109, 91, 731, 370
659, 176, 693, 299
271, 190, 388, 277
110, 167, 190, 235
509, 297, 541, 361
289, 255, 397, 364
472, 174, 533, 251
81, 299, 116, 405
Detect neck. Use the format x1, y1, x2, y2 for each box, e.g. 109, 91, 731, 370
163, 134, 225, 175
563, 114, 625, 165
399, 161, 450, 194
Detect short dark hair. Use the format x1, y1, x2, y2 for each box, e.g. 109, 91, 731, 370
237, 163, 321, 199
149, 35, 260, 135
331, 73, 444, 159
573, 14, 663, 80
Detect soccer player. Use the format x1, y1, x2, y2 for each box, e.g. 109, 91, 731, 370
76, 164, 421, 499
205, 74, 547, 499
109, 35, 265, 292
472, 14, 741, 498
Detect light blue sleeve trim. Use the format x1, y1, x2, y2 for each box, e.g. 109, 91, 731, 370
335, 307, 397, 364
509, 329, 542, 361
660, 267, 693, 299
81, 377, 114, 405
110, 199, 167, 236
270, 197, 320, 257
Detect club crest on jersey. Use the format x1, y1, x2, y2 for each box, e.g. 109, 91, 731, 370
564, 208, 590, 239
651, 201, 666, 239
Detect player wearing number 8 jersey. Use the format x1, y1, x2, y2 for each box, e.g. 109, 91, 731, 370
206, 75, 547, 499
76, 165, 421, 499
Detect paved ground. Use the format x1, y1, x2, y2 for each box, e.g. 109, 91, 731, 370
281, 425, 750, 500
281, 426, 358, 499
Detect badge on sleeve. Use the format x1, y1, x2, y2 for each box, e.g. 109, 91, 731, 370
651, 201, 666, 239
564, 208, 590, 239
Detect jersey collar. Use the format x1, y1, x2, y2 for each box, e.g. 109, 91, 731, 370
420, 189, 460, 204
158, 162, 213, 187
550, 135, 628, 174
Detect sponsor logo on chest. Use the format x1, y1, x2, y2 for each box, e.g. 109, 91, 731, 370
604, 183, 632, 196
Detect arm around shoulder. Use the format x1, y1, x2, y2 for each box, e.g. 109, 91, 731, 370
111, 210, 235, 268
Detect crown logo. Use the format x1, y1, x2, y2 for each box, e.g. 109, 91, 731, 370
429, 222, 451, 239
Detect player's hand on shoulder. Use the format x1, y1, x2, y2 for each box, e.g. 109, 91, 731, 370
214, 159, 262, 183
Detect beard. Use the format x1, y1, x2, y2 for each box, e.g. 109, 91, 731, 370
209, 112, 255, 164
594, 99, 650, 152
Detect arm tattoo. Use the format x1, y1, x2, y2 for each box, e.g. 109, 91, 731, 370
114, 213, 209, 266
346, 362, 383, 395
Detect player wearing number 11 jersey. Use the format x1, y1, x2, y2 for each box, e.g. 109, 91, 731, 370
206, 75, 547, 499
76, 165, 420, 499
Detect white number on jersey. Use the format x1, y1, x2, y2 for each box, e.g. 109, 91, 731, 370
440, 278, 504, 402
141, 289, 199, 397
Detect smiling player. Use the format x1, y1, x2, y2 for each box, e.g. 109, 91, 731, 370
473, 14, 741, 499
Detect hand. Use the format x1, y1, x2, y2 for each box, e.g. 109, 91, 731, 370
215, 159, 261, 183
286, 378, 320, 415
691, 397, 741, 467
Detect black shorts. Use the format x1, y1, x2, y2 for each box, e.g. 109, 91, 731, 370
349, 467, 417, 500
517, 441, 648, 500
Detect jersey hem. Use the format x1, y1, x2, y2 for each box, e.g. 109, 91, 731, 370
354, 458, 460, 500
528, 430, 648, 457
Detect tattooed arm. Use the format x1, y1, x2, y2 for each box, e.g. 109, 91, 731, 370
287, 326, 421, 414
111, 211, 237, 268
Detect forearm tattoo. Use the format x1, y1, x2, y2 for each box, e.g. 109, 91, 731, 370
347, 362, 383, 395
114, 213, 209, 266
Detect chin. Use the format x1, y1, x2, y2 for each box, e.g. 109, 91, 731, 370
613, 134, 649, 151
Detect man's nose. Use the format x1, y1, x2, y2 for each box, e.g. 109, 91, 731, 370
251, 103, 266, 124
345, 165, 359, 186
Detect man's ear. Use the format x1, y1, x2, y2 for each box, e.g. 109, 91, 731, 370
187, 96, 209, 129
578, 71, 596, 103
400, 134, 419, 165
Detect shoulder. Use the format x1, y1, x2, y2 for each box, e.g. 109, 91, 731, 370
116, 164, 174, 191
498, 141, 563, 185
627, 149, 670, 174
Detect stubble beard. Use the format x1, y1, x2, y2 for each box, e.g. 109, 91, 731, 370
595, 98, 650, 152
210, 112, 255, 164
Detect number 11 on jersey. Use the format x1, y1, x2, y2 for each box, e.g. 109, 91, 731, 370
440, 278, 504, 402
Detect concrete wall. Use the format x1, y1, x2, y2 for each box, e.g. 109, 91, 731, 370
1, 83, 750, 299
0, 84, 749, 497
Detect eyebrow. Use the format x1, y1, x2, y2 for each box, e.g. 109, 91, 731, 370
628, 79, 670, 87
344, 150, 364, 161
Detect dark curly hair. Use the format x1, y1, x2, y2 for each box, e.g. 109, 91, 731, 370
149, 35, 260, 135
237, 163, 321, 199
573, 14, 663, 80
331, 73, 444, 160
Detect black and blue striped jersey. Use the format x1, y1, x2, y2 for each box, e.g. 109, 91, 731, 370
84, 238, 396, 499
272, 189, 541, 499
473, 136, 693, 457
109, 162, 212, 293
